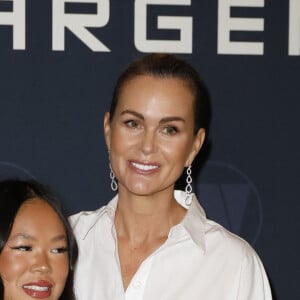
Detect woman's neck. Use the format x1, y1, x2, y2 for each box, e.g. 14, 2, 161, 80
115, 189, 186, 242
114, 188, 187, 291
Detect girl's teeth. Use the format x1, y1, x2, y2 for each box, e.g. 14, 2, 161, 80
23, 285, 49, 291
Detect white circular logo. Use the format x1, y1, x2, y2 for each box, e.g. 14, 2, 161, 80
195, 160, 263, 245
0, 161, 35, 181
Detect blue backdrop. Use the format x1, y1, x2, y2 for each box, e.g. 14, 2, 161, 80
1, 1, 299, 299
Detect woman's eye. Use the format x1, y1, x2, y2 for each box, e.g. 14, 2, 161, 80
51, 247, 69, 254
124, 120, 139, 128
162, 126, 178, 135
11, 245, 32, 252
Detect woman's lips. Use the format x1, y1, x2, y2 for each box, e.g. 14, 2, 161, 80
22, 280, 52, 299
130, 161, 159, 172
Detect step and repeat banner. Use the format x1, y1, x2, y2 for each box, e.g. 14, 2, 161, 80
0, 0, 299, 298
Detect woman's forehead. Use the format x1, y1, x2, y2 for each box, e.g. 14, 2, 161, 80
117, 75, 194, 112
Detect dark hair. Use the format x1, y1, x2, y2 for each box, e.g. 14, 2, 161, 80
109, 53, 211, 135
0, 179, 78, 300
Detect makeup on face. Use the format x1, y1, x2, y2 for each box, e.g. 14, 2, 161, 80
0, 198, 69, 300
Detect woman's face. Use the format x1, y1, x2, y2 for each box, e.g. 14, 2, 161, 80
0, 198, 69, 300
104, 75, 205, 197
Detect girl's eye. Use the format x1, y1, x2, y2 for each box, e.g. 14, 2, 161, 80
51, 247, 69, 254
10, 246, 32, 252
124, 120, 140, 128
162, 126, 179, 135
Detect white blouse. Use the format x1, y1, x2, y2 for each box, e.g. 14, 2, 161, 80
70, 190, 272, 300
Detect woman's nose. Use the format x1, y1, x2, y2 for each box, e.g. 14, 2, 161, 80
30, 251, 52, 273
140, 130, 157, 154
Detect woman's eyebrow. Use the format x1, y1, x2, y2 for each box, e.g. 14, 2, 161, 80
160, 116, 185, 124
121, 110, 144, 119
121, 110, 186, 124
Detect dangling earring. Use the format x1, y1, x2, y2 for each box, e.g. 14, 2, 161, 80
185, 165, 193, 206
109, 162, 118, 191
108, 150, 118, 191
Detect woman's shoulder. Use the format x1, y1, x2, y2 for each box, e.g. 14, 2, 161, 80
204, 218, 258, 260
68, 205, 107, 238
69, 206, 106, 224
69, 195, 118, 227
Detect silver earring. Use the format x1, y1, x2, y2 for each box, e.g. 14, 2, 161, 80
185, 165, 193, 206
109, 163, 118, 191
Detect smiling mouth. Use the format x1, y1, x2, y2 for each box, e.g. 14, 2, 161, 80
131, 162, 159, 171
23, 285, 50, 291
22, 281, 52, 299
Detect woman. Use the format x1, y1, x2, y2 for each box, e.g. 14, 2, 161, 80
71, 54, 272, 299
0, 179, 78, 300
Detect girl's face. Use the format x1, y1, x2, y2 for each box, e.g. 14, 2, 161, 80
0, 198, 69, 300
104, 75, 205, 197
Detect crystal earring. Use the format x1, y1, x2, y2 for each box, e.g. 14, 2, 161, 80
109, 163, 118, 191
108, 150, 118, 192
185, 165, 193, 206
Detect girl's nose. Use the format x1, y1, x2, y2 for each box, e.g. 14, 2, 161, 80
30, 251, 52, 274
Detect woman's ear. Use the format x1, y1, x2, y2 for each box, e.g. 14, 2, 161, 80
103, 112, 111, 150
185, 128, 206, 167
